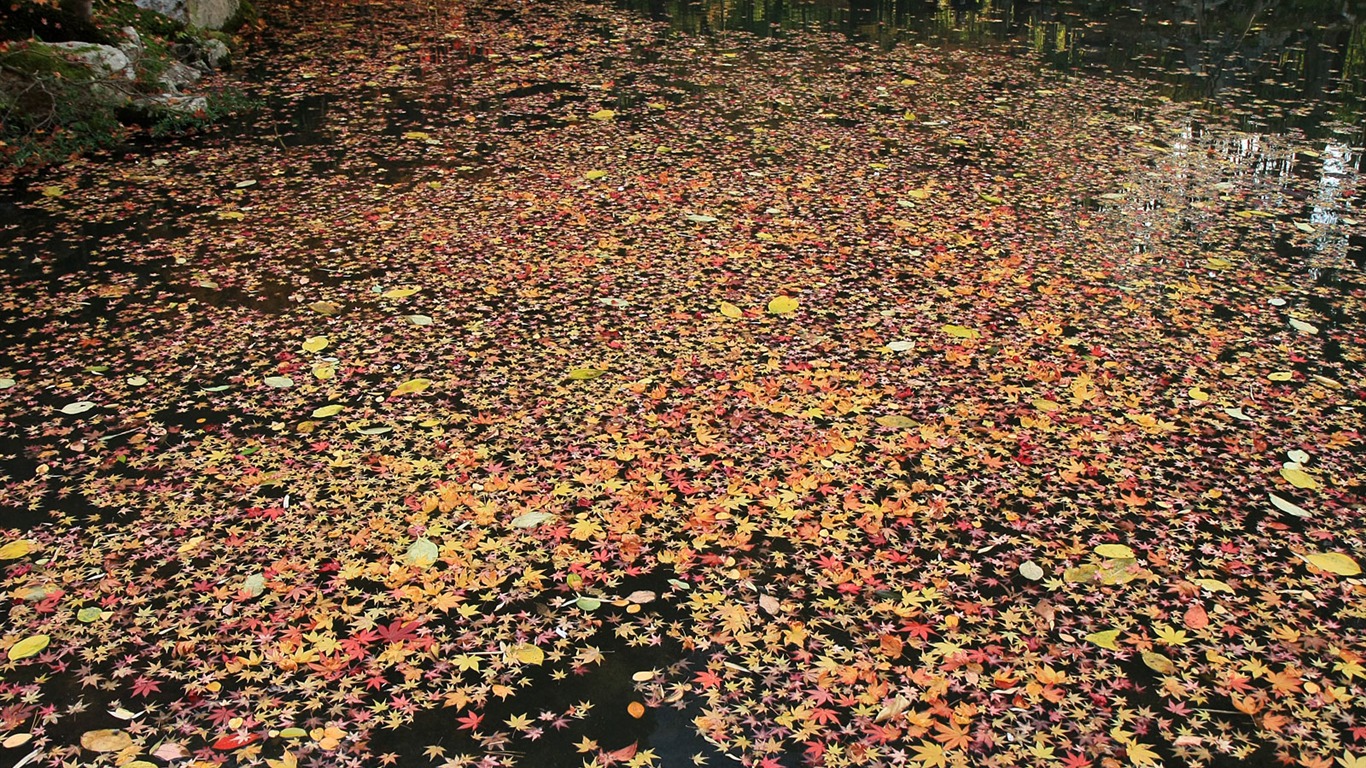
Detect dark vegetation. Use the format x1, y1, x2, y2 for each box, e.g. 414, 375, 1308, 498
0, 0, 259, 171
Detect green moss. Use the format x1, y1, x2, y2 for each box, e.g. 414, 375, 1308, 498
95, 0, 185, 37
1, 0, 254, 170
223, 0, 258, 33
0, 45, 125, 167
0, 44, 96, 80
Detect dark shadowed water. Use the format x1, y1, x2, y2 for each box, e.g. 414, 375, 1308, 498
619, 0, 1365, 141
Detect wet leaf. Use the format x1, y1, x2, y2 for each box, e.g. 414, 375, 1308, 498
1280, 467, 1320, 489
1193, 578, 1234, 593
312, 404, 344, 418
390, 378, 432, 397
403, 538, 440, 568
60, 401, 96, 415
381, 286, 422, 299
1141, 651, 1176, 675
1269, 493, 1310, 518
264, 376, 295, 388
1086, 629, 1121, 650
1095, 544, 1136, 560
302, 336, 329, 353
7, 635, 49, 661
80, 729, 132, 753
0, 540, 33, 560
1302, 552, 1361, 576
719, 301, 743, 319
941, 324, 980, 339
505, 643, 544, 665
511, 511, 552, 529
767, 296, 799, 314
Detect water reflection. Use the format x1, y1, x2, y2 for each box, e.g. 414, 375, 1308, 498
1102, 117, 1361, 308
619, 0, 1364, 139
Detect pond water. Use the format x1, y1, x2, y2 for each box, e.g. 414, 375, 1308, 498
621, 0, 1365, 141
1, 0, 1365, 767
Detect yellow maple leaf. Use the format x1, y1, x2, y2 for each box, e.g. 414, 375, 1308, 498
265, 750, 298, 768
1153, 624, 1190, 646
570, 517, 604, 541
1339, 750, 1366, 768
911, 740, 948, 768
390, 378, 432, 397
1127, 741, 1160, 766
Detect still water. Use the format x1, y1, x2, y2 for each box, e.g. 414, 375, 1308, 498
619, 0, 1365, 141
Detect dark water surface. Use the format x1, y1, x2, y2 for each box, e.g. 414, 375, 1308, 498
0, 0, 1364, 767
620, 0, 1365, 141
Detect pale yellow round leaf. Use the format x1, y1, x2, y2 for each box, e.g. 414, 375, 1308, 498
1086, 629, 1121, 650
1094, 544, 1136, 560
0, 540, 33, 560
941, 324, 981, 339
1303, 552, 1361, 576
1281, 467, 1320, 489
1141, 651, 1176, 675
8, 634, 49, 661
80, 729, 132, 753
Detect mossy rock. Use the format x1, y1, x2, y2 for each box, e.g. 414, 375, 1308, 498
0, 45, 98, 81
223, 0, 257, 32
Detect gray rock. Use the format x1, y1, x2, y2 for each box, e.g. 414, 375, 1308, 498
135, 93, 208, 115
133, 0, 187, 23
200, 38, 231, 69
118, 26, 143, 56
157, 60, 202, 92
188, 0, 239, 30
44, 42, 134, 80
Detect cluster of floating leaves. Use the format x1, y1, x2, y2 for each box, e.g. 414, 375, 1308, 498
0, 0, 1364, 767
